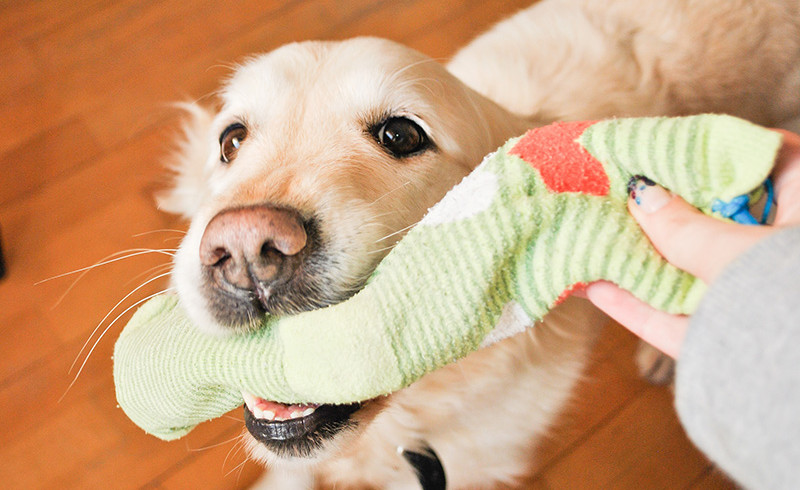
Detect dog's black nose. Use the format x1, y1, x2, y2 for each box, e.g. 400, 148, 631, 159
199, 205, 307, 291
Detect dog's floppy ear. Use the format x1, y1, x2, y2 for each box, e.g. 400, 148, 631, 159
156, 102, 216, 219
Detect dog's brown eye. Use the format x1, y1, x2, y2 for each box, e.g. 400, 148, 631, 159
219, 123, 247, 164
375, 117, 429, 157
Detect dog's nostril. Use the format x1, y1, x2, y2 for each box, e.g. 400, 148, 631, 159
260, 242, 276, 259
209, 247, 231, 267
199, 242, 232, 269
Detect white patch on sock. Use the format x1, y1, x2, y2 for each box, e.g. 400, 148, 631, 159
420, 167, 498, 226
480, 301, 532, 347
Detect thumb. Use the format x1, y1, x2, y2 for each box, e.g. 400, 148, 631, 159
627, 178, 771, 283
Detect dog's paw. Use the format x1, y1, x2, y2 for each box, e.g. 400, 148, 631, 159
635, 340, 675, 385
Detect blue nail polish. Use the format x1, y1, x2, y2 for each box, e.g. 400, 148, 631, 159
627, 175, 655, 204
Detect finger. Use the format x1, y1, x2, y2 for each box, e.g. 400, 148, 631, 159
586, 281, 688, 358
627, 180, 771, 283
770, 130, 800, 225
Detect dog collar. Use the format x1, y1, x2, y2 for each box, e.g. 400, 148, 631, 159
399, 444, 446, 490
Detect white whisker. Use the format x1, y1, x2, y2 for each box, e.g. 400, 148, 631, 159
235, 454, 248, 484
187, 433, 243, 452
58, 287, 175, 404
69, 271, 174, 374
225, 458, 248, 479
223, 433, 247, 471
369, 209, 404, 221
385, 58, 440, 85
159, 235, 185, 245
40, 248, 176, 310
374, 219, 420, 243
37, 248, 177, 285
132, 229, 187, 238
368, 244, 400, 256
367, 180, 412, 207
123, 263, 173, 290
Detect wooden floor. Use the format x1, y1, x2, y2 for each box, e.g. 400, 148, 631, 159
0, 1, 737, 488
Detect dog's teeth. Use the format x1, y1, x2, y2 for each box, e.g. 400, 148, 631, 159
250, 406, 276, 421
242, 391, 256, 411
242, 393, 318, 421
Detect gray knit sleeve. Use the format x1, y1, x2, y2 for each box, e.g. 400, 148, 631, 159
675, 226, 800, 490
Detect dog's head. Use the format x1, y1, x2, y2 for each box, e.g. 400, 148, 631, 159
161, 38, 526, 464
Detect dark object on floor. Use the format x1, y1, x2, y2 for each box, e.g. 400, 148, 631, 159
0, 226, 6, 280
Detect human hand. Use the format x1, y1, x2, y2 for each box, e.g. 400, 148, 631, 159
586, 129, 800, 358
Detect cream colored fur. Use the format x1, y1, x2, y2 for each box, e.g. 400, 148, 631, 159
159, 0, 800, 487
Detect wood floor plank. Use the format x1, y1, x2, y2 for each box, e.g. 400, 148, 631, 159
541, 384, 713, 489
0, 0, 110, 46
0, 116, 103, 206
0, 40, 40, 101
87, 404, 254, 489
330, 0, 486, 43
406, 0, 532, 59
0, 81, 72, 156
20, 0, 382, 153
0, 125, 178, 347
0, 395, 125, 489
0, 304, 61, 385
689, 467, 737, 489
1, 332, 116, 445
525, 325, 649, 475
156, 428, 265, 490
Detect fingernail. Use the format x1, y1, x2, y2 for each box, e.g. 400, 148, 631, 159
628, 176, 671, 214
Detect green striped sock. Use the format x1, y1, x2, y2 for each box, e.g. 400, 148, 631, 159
114, 114, 781, 440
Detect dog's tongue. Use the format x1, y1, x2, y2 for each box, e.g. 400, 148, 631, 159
242, 391, 319, 421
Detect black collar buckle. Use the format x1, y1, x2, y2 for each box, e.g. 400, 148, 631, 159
399, 444, 446, 490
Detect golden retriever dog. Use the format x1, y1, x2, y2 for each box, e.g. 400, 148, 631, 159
157, 0, 800, 487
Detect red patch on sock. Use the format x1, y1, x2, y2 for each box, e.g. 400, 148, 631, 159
554, 282, 588, 306
510, 121, 609, 196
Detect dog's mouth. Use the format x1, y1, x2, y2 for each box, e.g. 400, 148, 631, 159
242, 392, 361, 458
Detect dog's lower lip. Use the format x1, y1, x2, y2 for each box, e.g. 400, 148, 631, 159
244, 404, 323, 441
243, 400, 361, 442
